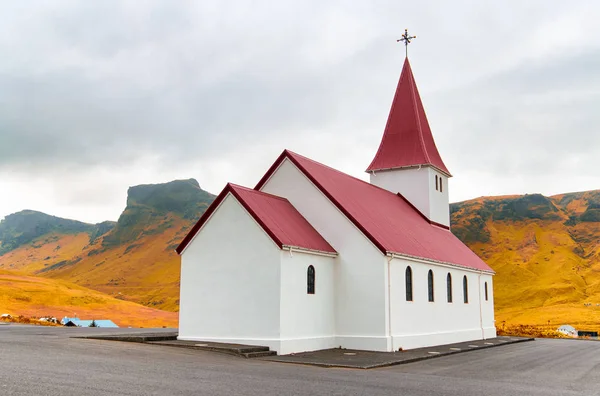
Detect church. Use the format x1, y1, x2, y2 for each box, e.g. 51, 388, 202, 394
176, 53, 496, 355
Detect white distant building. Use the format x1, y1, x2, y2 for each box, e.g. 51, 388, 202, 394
176, 55, 496, 355
557, 325, 578, 337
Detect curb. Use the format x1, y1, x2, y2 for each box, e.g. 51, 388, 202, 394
262, 337, 535, 369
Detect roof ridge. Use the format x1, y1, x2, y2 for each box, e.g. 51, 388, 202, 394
286, 150, 455, 210
228, 183, 290, 202
366, 59, 406, 171
285, 150, 402, 195
255, 150, 492, 272
406, 61, 431, 164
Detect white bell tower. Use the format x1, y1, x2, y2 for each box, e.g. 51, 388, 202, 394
366, 56, 451, 228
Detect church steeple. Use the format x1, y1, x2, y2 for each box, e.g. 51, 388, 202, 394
367, 53, 451, 228
366, 57, 451, 176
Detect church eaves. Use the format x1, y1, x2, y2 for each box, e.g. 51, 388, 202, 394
366, 58, 451, 176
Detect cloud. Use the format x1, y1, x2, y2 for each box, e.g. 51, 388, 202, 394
1, 0, 600, 221
432, 48, 600, 178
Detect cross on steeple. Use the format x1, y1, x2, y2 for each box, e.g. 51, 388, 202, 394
397, 28, 416, 57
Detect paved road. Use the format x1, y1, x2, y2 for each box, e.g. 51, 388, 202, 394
1, 325, 599, 396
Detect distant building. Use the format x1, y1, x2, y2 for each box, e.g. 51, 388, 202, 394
577, 330, 598, 338
557, 325, 578, 337
62, 317, 118, 328
176, 53, 496, 355
61, 317, 79, 325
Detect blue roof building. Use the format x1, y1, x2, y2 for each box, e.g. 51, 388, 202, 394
62, 317, 119, 328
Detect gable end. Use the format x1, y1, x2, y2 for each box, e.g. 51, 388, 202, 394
177, 185, 285, 255
255, 151, 388, 255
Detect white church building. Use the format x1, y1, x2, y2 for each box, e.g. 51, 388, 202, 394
176, 56, 496, 355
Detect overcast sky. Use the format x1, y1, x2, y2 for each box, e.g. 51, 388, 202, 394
1, 1, 599, 224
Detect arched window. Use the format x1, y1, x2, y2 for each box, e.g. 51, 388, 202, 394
463, 276, 468, 303
440, 178, 443, 192
447, 273, 453, 303
435, 175, 438, 191
428, 270, 434, 302
307, 265, 315, 294
405, 266, 413, 301
485, 282, 489, 301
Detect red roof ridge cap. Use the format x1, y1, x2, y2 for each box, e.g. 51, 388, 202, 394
229, 183, 290, 202
406, 61, 431, 164
285, 150, 403, 193
275, 150, 432, 202
367, 58, 409, 171
286, 151, 452, 206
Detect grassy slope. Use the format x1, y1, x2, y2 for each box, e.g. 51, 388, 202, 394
0, 216, 190, 312
0, 179, 212, 313
0, 269, 177, 328
45, 215, 189, 311
2, 182, 598, 332
452, 191, 600, 331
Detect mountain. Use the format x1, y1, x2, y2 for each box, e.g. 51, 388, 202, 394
451, 190, 600, 330
0, 210, 115, 255
2, 181, 599, 330
0, 178, 215, 318
101, 178, 214, 249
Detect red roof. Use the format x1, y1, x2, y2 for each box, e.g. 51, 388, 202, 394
176, 183, 336, 255
257, 150, 492, 272
366, 58, 451, 176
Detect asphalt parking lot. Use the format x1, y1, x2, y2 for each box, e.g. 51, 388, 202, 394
1, 325, 599, 396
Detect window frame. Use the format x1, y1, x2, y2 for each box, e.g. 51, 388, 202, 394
463, 275, 469, 303
307, 265, 315, 295
428, 270, 434, 302
405, 266, 413, 302
446, 273, 453, 303
484, 282, 489, 301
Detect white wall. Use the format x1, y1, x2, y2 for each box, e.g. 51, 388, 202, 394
369, 166, 450, 227
261, 159, 391, 351
178, 193, 282, 351
427, 168, 450, 227
480, 274, 496, 338
279, 250, 336, 354
370, 167, 430, 215
389, 257, 495, 350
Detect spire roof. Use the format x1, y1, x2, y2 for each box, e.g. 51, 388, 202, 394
366, 58, 451, 176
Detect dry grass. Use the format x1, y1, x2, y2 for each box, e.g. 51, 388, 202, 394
0, 315, 61, 327
2, 191, 599, 332
0, 218, 187, 312
454, 192, 600, 332
0, 270, 178, 328
496, 324, 570, 339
